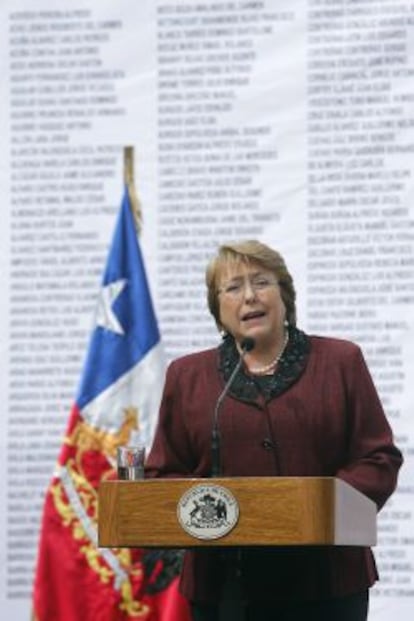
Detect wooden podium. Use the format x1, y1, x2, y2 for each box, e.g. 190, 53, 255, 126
98, 476, 377, 548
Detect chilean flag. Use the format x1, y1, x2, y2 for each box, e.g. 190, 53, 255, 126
32, 187, 191, 621
76, 185, 165, 448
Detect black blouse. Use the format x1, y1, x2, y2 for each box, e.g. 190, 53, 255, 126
218, 326, 311, 403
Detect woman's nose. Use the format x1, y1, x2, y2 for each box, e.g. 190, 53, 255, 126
243, 280, 257, 301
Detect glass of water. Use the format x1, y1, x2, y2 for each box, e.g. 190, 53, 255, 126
116, 445, 146, 480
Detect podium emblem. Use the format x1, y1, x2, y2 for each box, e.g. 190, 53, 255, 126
177, 483, 239, 540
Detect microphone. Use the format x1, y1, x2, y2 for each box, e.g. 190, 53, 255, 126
210, 337, 255, 477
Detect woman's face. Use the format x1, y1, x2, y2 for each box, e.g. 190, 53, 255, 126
217, 260, 286, 349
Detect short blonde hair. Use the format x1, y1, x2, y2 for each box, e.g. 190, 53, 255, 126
206, 240, 296, 330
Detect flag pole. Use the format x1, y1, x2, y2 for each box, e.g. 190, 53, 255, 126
123, 146, 142, 233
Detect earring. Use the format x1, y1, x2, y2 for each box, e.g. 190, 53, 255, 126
284, 319, 289, 327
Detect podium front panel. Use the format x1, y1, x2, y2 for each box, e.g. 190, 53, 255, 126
98, 477, 376, 548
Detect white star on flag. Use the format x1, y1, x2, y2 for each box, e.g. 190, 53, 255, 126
95, 279, 126, 335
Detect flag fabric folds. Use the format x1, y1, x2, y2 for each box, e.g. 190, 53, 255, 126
32, 187, 191, 621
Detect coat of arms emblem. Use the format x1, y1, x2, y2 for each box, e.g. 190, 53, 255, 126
177, 484, 239, 540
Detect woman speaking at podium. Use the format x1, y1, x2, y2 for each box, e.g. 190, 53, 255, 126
146, 240, 402, 621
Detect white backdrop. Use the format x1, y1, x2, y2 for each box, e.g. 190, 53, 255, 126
0, 1, 413, 619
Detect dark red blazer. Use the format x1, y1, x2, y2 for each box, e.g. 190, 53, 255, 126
146, 332, 402, 603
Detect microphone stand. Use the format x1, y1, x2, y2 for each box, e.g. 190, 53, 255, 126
210, 338, 254, 477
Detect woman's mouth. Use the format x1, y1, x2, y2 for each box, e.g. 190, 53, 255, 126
241, 310, 266, 322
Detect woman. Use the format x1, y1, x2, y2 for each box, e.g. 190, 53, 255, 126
146, 240, 403, 621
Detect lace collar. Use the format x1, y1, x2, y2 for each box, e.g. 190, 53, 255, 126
218, 326, 311, 403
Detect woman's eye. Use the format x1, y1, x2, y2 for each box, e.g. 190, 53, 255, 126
226, 284, 241, 293
254, 279, 269, 288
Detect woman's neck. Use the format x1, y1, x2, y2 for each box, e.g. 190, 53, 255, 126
241, 329, 289, 376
